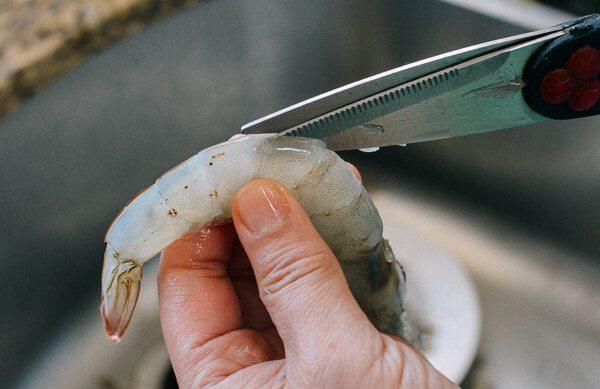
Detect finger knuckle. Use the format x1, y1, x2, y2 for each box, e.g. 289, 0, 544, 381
258, 239, 335, 298
192, 343, 232, 386
381, 334, 431, 387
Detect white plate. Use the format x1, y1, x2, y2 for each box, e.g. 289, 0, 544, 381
373, 191, 481, 383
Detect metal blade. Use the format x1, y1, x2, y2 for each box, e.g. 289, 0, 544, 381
313, 31, 564, 150
241, 25, 564, 136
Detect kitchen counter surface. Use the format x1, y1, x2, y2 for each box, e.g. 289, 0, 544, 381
0, 0, 198, 116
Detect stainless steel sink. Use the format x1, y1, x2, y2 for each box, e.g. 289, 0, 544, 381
1, 0, 598, 387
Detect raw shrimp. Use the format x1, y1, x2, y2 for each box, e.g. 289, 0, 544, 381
101, 134, 418, 344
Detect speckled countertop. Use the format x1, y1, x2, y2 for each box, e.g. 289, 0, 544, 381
0, 0, 198, 116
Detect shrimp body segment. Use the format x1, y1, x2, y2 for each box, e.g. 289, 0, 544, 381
101, 134, 417, 343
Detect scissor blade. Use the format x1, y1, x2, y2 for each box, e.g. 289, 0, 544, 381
309, 30, 565, 151
241, 25, 565, 136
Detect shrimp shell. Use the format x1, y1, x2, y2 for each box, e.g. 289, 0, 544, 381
101, 134, 418, 344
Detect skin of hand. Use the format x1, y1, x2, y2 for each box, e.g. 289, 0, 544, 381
158, 172, 458, 388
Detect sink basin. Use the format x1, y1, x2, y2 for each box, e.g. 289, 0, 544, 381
1, 0, 598, 386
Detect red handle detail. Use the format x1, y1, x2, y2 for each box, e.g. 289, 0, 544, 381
538, 45, 600, 111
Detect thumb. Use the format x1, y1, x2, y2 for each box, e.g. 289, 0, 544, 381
231, 179, 378, 357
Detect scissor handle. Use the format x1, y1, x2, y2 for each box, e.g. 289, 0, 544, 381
523, 14, 599, 120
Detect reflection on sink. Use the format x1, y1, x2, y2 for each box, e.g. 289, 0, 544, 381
2, 0, 598, 387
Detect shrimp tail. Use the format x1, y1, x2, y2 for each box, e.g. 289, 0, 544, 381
100, 248, 143, 343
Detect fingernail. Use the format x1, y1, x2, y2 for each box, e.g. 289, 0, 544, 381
235, 181, 290, 236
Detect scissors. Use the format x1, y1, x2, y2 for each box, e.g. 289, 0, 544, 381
241, 14, 599, 151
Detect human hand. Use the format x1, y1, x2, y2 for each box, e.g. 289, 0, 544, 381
158, 176, 458, 388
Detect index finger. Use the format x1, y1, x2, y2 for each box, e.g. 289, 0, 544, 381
158, 225, 241, 370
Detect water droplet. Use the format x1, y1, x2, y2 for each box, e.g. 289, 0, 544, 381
359, 147, 380, 153
397, 144, 407, 147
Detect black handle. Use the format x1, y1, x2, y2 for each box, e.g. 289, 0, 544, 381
523, 14, 600, 120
